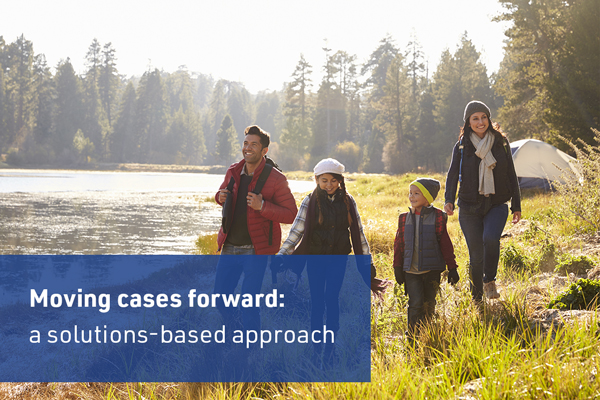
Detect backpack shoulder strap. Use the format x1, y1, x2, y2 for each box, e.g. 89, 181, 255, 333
226, 176, 235, 191
252, 163, 273, 195
459, 136, 465, 183
397, 212, 408, 236
400, 212, 407, 226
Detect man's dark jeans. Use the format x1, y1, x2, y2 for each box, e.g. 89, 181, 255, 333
212, 244, 265, 332
405, 270, 441, 333
459, 202, 508, 300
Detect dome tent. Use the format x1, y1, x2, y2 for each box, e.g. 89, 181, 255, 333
510, 139, 579, 190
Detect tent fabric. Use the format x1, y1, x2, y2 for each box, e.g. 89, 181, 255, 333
509, 139, 579, 190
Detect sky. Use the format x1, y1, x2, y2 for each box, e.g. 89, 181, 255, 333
2, 0, 511, 94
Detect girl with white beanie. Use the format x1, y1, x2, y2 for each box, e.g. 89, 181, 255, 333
276, 158, 387, 366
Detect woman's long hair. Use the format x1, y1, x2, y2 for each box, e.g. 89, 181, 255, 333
459, 118, 506, 140
315, 173, 352, 226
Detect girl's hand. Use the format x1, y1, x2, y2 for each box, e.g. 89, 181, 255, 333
444, 202, 454, 216
371, 278, 391, 295
512, 211, 522, 224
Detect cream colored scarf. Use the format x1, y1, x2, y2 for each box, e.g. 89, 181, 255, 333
470, 132, 496, 196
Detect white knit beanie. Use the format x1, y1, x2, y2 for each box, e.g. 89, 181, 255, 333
314, 158, 345, 176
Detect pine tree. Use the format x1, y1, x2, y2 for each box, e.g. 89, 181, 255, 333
545, 0, 600, 146
206, 79, 228, 161
135, 69, 168, 163
54, 59, 84, 158
32, 54, 56, 149
332, 50, 360, 143
0, 68, 7, 149
312, 45, 346, 160
432, 34, 494, 169
285, 54, 312, 126
85, 39, 102, 84
5, 35, 36, 148
255, 91, 280, 141
376, 53, 412, 173
194, 73, 214, 111
361, 35, 400, 172
82, 76, 109, 160
405, 33, 431, 170
227, 83, 252, 143
99, 42, 120, 128
110, 82, 137, 162
280, 54, 313, 170
494, 0, 568, 140
361, 35, 399, 101
164, 68, 205, 164
215, 114, 238, 166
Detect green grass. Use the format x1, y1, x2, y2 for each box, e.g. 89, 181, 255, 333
14, 172, 597, 399
185, 172, 600, 399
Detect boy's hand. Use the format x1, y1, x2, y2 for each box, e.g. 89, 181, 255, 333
447, 269, 460, 285
394, 267, 405, 285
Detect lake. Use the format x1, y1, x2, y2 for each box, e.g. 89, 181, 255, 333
0, 169, 314, 255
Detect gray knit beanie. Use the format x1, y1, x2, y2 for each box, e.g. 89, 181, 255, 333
410, 178, 441, 204
463, 100, 491, 122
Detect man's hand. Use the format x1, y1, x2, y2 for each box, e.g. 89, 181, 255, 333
247, 193, 263, 211
218, 189, 230, 204
444, 202, 454, 216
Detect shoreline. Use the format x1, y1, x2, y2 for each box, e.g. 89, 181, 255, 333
0, 162, 387, 181
0, 162, 227, 175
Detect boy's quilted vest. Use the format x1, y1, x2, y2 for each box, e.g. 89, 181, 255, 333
402, 207, 445, 272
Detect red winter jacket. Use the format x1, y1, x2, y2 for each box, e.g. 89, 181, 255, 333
215, 157, 298, 255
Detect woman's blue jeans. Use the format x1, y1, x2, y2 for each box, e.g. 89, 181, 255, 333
459, 202, 508, 300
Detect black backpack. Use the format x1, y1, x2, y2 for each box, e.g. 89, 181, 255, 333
221, 157, 280, 234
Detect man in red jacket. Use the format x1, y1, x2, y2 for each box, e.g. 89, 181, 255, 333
213, 125, 297, 331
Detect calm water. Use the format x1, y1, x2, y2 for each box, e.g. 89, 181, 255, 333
0, 169, 313, 255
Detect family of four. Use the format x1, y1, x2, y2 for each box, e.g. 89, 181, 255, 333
213, 100, 521, 353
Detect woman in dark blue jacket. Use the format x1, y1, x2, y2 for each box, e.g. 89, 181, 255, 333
444, 101, 521, 301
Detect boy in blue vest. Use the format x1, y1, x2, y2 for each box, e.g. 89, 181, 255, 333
393, 178, 460, 339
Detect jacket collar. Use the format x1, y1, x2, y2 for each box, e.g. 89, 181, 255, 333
409, 205, 435, 215
229, 157, 267, 181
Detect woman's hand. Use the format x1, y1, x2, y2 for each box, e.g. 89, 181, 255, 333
444, 202, 455, 216
512, 211, 521, 224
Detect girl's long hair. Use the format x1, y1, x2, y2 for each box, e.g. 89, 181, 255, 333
315, 173, 352, 226
459, 118, 506, 140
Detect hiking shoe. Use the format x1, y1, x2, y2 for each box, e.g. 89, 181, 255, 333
483, 281, 500, 299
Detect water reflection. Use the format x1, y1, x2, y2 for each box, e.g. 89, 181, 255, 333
0, 191, 220, 254
0, 170, 315, 255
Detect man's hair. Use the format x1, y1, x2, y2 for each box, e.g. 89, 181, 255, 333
244, 125, 270, 148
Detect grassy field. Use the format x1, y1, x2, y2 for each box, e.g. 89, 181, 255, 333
3, 169, 600, 399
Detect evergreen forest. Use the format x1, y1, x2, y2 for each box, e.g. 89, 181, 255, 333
0, 0, 598, 173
